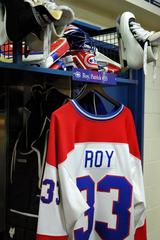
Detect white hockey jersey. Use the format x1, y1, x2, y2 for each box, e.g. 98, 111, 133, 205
37, 99, 147, 240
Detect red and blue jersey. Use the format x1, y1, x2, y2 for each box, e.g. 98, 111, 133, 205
37, 99, 146, 240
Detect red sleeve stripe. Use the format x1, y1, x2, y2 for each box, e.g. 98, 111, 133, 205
37, 234, 68, 240
134, 221, 147, 240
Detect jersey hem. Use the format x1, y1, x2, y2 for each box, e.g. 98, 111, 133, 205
37, 234, 68, 240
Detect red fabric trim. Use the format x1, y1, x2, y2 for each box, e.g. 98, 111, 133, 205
125, 107, 141, 160
37, 234, 68, 240
135, 221, 147, 240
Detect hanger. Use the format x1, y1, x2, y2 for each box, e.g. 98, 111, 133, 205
75, 83, 121, 108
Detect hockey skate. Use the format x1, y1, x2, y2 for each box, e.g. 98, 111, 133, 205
25, 0, 74, 51
116, 11, 160, 72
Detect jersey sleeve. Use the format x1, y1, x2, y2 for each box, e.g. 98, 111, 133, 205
126, 109, 147, 240
36, 113, 68, 240
36, 113, 89, 240
132, 154, 147, 240
36, 162, 68, 240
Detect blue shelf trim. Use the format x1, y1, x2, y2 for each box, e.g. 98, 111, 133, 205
133, 69, 145, 163
116, 77, 138, 85
0, 62, 73, 77
93, 39, 118, 51
91, 27, 117, 36
0, 62, 138, 85
73, 20, 101, 31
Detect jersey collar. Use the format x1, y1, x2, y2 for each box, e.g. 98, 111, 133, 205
71, 99, 124, 121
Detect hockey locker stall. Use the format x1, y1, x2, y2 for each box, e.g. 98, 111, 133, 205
0, 22, 145, 240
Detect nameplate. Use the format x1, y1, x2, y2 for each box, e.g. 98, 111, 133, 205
72, 68, 117, 85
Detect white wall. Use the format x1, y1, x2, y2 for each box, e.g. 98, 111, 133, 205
56, 0, 115, 28
144, 50, 160, 239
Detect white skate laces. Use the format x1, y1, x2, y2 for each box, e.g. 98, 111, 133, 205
130, 20, 159, 78
129, 21, 154, 42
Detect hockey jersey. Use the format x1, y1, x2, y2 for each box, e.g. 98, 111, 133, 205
37, 99, 147, 240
